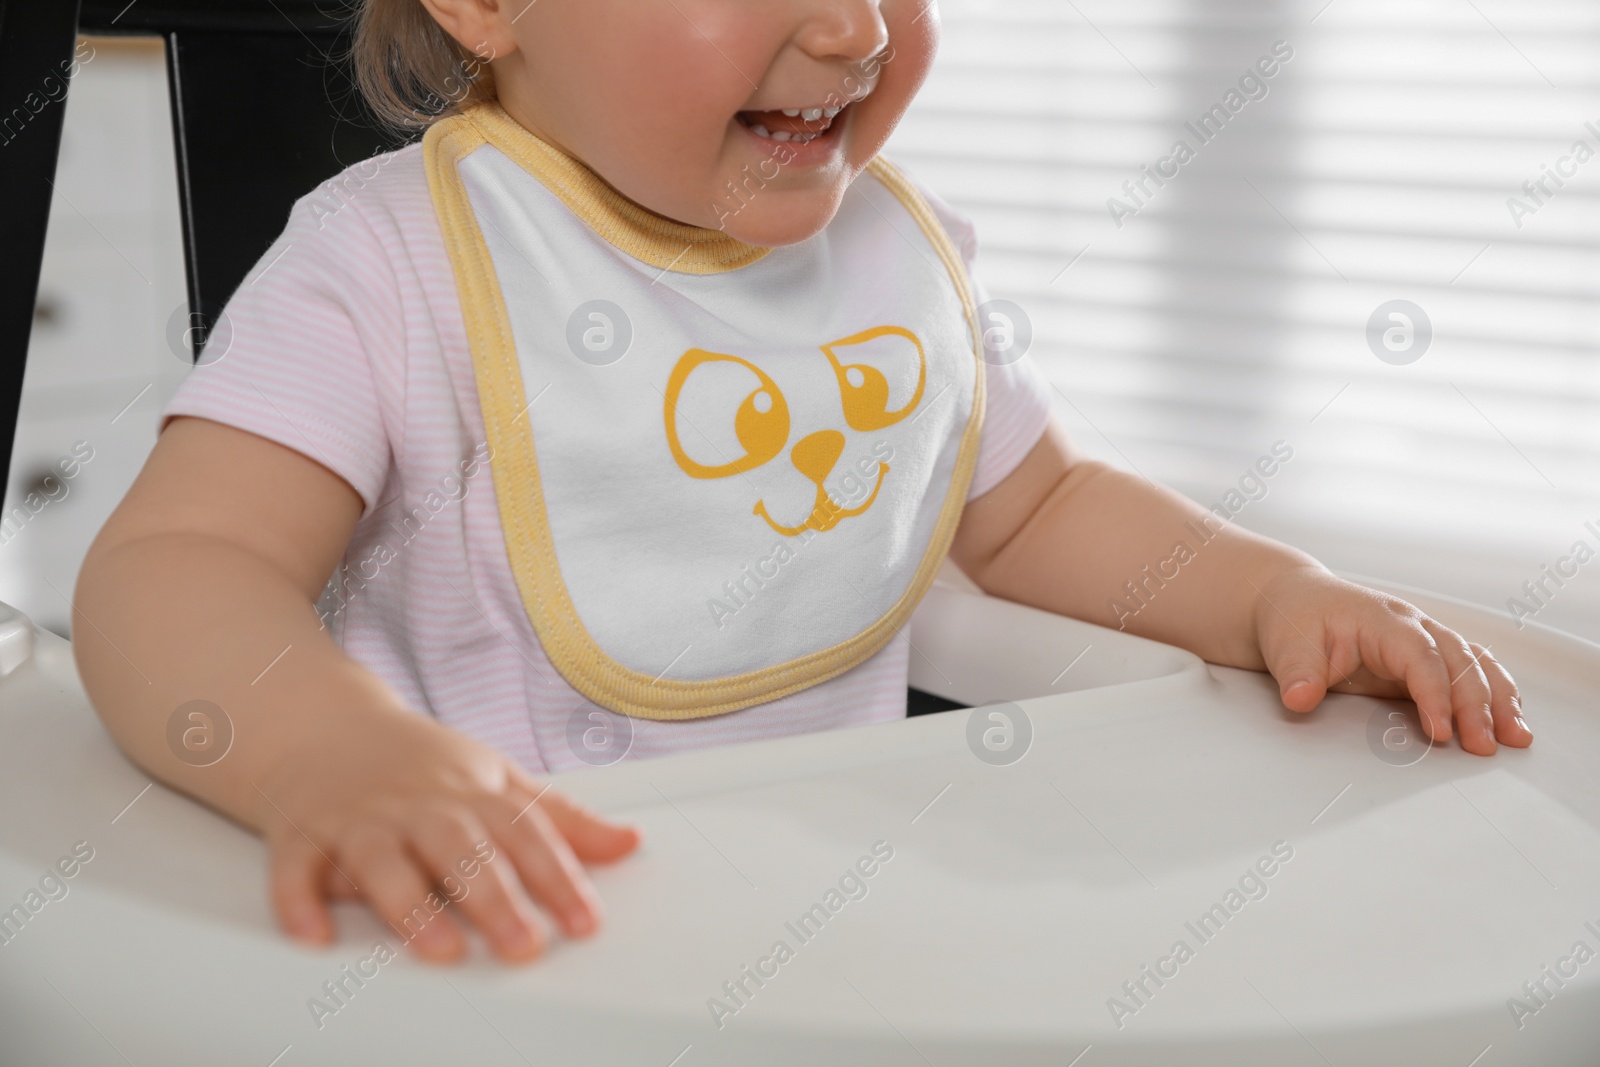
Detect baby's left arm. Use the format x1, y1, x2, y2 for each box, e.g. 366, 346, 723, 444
949, 418, 1532, 756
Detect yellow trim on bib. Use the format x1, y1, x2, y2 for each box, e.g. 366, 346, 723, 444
424, 105, 987, 719
457, 102, 770, 274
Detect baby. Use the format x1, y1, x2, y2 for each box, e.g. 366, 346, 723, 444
74, 0, 1530, 966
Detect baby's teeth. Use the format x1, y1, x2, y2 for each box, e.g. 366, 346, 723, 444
823, 106, 842, 118
802, 108, 824, 121
781, 108, 801, 117
771, 130, 791, 142
751, 123, 772, 137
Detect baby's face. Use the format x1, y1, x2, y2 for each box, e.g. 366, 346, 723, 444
465, 0, 936, 246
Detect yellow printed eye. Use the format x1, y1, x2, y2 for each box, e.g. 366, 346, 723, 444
734, 386, 788, 463
665, 349, 791, 479
820, 326, 926, 432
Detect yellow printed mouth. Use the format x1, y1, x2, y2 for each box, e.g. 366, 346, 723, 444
753, 462, 888, 536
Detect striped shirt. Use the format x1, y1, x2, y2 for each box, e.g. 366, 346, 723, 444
159, 141, 1051, 773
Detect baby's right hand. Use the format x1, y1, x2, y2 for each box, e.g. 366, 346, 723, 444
251, 707, 640, 963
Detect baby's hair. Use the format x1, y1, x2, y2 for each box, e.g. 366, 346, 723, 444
350, 0, 497, 132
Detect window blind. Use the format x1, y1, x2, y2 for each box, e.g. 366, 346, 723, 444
888, 0, 1600, 637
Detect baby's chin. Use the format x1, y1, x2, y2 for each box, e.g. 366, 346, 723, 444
710, 184, 851, 248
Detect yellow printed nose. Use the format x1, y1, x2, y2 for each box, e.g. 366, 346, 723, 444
790, 430, 844, 485
754, 428, 889, 537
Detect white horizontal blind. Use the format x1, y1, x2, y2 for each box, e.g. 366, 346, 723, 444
887, 0, 1600, 636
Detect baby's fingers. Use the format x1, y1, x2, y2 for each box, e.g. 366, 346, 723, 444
1271, 646, 1330, 714
1371, 622, 1456, 744
1471, 641, 1533, 748
322, 863, 362, 899
269, 833, 334, 945
537, 788, 643, 864
344, 829, 465, 962
506, 771, 642, 864
1258, 611, 1341, 714
493, 796, 606, 939
1419, 619, 1496, 756
413, 811, 544, 963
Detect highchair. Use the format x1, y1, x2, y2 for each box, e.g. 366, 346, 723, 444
2, 3, 1598, 1064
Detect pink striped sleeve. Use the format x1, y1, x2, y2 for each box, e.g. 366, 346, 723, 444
158, 174, 400, 520
901, 169, 1053, 500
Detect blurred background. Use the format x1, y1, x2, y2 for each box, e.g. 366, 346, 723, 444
5, 0, 1599, 644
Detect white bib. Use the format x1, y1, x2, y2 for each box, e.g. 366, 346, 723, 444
424, 103, 985, 719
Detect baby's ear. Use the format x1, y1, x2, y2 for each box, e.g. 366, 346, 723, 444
414, 0, 522, 66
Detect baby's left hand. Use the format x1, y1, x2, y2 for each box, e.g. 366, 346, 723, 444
1250, 567, 1532, 756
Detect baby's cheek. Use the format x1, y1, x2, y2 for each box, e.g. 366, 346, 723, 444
509, 2, 765, 188
829, 18, 937, 175
592, 4, 777, 127
879, 0, 941, 93
572, 48, 777, 223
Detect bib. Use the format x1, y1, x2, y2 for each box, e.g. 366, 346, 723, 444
423, 103, 985, 719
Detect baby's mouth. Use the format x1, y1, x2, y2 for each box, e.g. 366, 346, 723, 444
735, 104, 847, 145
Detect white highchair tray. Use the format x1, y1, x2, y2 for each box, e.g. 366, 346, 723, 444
1, 576, 1598, 1065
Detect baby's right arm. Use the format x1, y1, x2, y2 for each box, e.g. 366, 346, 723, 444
73, 415, 640, 962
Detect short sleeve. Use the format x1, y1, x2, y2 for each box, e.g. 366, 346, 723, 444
159, 177, 399, 520
901, 169, 1053, 500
